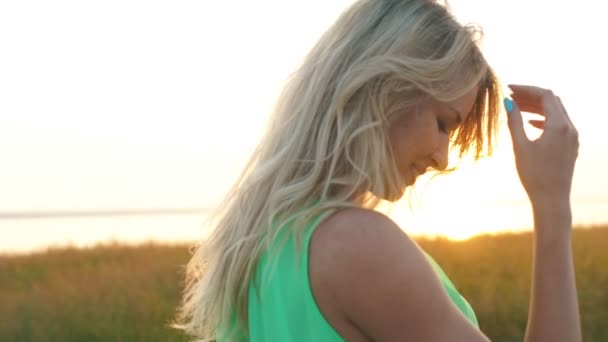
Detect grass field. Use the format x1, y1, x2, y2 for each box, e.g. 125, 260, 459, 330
1, 226, 607, 341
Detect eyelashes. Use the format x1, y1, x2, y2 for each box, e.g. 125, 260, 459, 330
437, 119, 449, 134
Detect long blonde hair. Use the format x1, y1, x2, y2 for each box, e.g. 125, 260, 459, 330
174, 0, 502, 340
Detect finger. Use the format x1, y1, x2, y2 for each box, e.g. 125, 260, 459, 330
509, 92, 548, 115
528, 119, 545, 130
557, 96, 579, 140
509, 90, 548, 116
557, 96, 575, 128
508, 84, 566, 127
505, 98, 528, 147
512, 94, 573, 136
509, 99, 546, 116
508, 84, 552, 101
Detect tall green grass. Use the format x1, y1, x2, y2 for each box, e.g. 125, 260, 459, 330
1, 226, 607, 341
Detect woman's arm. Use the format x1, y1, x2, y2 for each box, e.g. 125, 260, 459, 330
526, 202, 581, 342
507, 85, 582, 342
310, 208, 492, 341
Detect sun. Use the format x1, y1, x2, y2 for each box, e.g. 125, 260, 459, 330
375, 144, 529, 241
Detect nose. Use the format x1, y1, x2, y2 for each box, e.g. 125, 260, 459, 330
430, 134, 449, 170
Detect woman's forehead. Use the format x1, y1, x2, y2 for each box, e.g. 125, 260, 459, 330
440, 86, 479, 118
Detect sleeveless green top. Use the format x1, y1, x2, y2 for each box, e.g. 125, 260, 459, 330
226, 212, 478, 341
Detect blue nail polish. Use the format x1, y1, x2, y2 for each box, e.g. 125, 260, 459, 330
504, 98, 514, 113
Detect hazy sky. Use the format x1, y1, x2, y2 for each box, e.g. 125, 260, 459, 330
1, 0, 606, 222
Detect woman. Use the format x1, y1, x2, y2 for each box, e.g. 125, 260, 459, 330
175, 0, 581, 341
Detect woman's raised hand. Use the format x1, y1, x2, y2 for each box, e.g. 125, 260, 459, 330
505, 85, 579, 207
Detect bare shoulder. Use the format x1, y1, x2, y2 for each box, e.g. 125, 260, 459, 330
309, 207, 490, 341
313, 207, 408, 255
311, 207, 423, 284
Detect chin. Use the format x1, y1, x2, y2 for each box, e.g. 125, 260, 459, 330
381, 181, 409, 202
366, 170, 411, 202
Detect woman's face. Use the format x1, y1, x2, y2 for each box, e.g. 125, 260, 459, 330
389, 86, 479, 187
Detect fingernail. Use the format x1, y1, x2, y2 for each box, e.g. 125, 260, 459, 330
504, 98, 514, 114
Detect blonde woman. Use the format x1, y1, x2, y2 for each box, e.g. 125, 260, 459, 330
175, 0, 581, 341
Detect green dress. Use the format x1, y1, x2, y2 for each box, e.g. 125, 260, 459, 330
225, 211, 478, 341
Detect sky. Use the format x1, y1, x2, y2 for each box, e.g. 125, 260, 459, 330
1, 0, 607, 241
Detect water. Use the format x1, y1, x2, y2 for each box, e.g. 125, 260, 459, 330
0, 212, 210, 254
2, 201, 607, 254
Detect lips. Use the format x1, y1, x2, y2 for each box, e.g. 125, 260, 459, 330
406, 165, 427, 185
412, 165, 427, 177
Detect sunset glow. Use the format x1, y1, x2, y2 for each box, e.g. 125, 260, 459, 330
1, 0, 606, 251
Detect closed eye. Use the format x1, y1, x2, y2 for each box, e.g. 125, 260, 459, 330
437, 119, 449, 134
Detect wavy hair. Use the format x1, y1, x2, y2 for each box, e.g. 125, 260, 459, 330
174, 0, 502, 340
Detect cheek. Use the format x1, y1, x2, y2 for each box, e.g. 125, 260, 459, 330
388, 109, 437, 167
389, 126, 416, 169
399, 125, 440, 169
